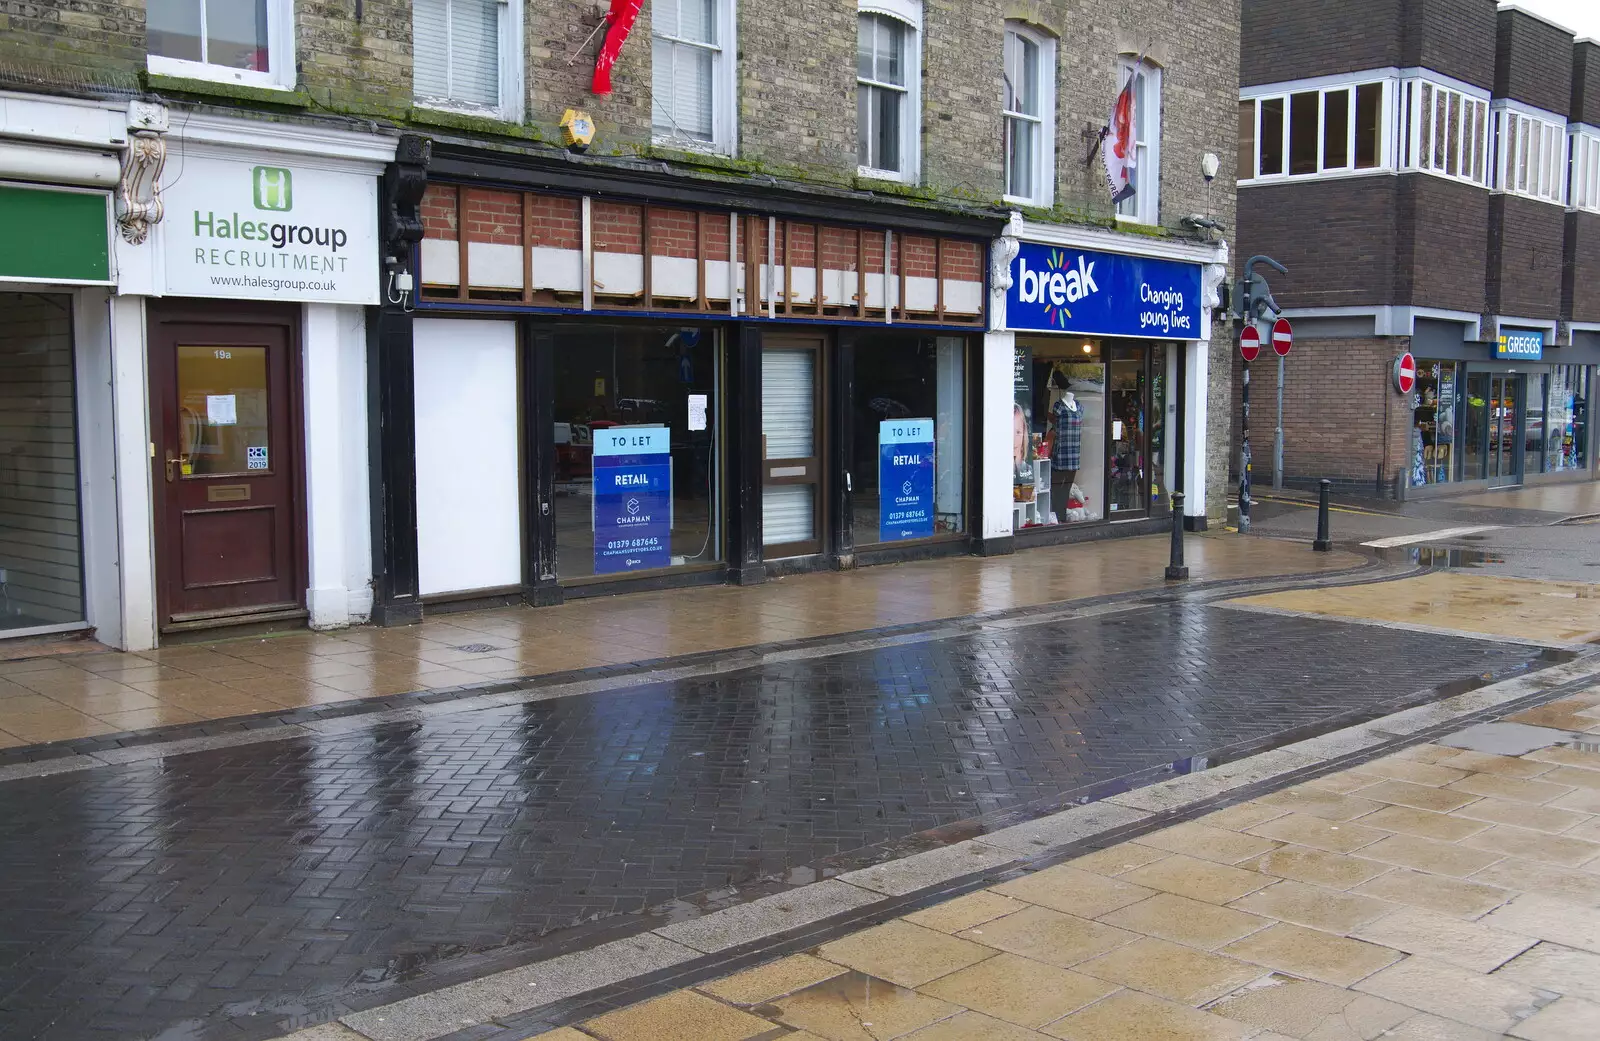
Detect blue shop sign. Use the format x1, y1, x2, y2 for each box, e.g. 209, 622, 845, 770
593, 426, 672, 574
1007, 242, 1202, 339
879, 419, 935, 542
1495, 330, 1544, 361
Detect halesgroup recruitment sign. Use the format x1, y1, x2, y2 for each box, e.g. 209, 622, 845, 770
161, 155, 379, 305
1007, 242, 1202, 340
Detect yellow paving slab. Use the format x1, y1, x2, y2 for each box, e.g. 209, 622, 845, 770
1231, 570, 1600, 644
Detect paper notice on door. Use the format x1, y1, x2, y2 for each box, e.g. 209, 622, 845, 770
207, 394, 238, 426
246, 446, 269, 470
688, 394, 708, 431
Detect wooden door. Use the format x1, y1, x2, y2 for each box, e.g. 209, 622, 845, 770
761, 335, 826, 558
149, 306, 306, 629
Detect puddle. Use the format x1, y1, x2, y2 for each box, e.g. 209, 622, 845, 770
1375, 545, 1506, 567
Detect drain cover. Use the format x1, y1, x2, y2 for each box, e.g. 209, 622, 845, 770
455, 643, 498, 653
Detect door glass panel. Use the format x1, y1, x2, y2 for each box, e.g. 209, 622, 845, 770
1463, 373, 1487, 480
176, 344, 270, 477
764, 485, 815, 546
0, 292, 84, 632
762, 347, 817, 548
1108, 350, 1147, 515
1525, 374, 1546, 477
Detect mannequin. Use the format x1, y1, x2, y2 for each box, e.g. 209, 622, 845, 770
1050, 387, 1081, 519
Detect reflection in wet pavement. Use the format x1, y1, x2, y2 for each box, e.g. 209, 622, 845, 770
1375, 545, 1507, 567
0, 604, 1542, 1041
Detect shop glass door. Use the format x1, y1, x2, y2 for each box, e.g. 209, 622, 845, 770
762, 337, 825, 557
1488, 374, 1523, 487
1463, 373, 1488, 480
1108, 347, 1148, 516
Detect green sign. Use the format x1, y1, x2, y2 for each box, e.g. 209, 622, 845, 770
252, 166, 293, 211
0, 185, 111, 283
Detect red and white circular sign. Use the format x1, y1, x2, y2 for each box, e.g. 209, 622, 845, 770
1239, 325, 1262, 362
1271, 318, 1294, 357
1395, 352, 1417, 395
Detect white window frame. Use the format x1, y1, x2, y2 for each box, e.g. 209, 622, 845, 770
1570, 125, 1600, 213
412, 0, 524, 123
1490, 100, 1567, 206
652, 0, 738, 155
1399, 73, 1492, 187
857, 0, 922, 184
146, 0, 296, 89
1114, 56, 1161, 225
1239, 73, 1393, 184
1002, 22, 1056, 207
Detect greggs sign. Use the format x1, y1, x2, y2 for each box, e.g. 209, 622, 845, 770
1007, 242, 1202, 340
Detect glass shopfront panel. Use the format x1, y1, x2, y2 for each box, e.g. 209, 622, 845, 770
1410, 361, 1459, 486
1013, 337, 1169, 532
1546, 366, 1591, 473
848, 332, 967, 546
550, 322, 722, 580
1525, 373, 1547, 478
0, 293, 84, 634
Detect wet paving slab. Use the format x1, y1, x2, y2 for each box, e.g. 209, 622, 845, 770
0, 602, 1547, 1040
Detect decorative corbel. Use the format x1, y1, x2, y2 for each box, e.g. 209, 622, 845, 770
116, 101, 169, 245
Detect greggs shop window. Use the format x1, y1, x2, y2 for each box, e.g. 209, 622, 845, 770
847, 332, 968, 546
549, 322, 722, 581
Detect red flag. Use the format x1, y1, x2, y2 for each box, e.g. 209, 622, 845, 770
592, 0, 644, 96
1102, 68, 1138, 205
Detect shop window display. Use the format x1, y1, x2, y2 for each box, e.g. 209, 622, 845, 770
1410, 361, 1458, 486
849, 332, 967, 545
550, 322, 721, 580
1546, 366, 1591, 473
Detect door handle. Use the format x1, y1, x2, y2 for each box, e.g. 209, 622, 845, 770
164, 452, 188, 482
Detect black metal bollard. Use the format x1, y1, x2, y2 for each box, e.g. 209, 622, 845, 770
1165, 492, 1190, 580
1312, 479, 1333, 552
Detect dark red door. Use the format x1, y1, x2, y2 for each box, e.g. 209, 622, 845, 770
149, 306, 305, 629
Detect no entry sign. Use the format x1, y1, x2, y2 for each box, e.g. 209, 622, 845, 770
1271, 318, 1293, 357
1394, 352, 1417, 395
1239, 325, 1262, 362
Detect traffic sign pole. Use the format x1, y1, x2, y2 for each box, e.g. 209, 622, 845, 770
1269, 319, 1292, 492
1240, 349, 1252, 534
1274, 352, 1284, 491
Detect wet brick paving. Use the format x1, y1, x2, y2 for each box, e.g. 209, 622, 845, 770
0, 603, 1541, 1040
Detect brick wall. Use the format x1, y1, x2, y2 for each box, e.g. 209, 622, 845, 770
1397, 175, 1490, 315
921, 0, 1006, 200
1227, 335, 1414, 492
1402, 0, 1498, 92
1573, 41, 1600, 125
1487, 194, 1566, 321
296, 0, 411, 113
1494, 8, 1572, 116
528, 1, 653, 145
1236, 179, 1398, 309
737, 0, 856, 179
1241, 0, 1402, 86
1565, 211, 1600, 324
0, 0, 144, 91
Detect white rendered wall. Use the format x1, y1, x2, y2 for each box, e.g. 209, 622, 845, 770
302, 303, 373, 628
413, 318, 522, 596
1184, 338, 1211, 520
980, 330, 1017, 540
71, 289, 122, 648
109, 294, 157, 650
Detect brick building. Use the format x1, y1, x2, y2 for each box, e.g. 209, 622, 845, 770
0, 0, 1240, 648
1234, 0, 1599, 499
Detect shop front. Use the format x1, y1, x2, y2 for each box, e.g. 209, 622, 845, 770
987, 218, 1226, 545
144, 117, 392, 637
1406, 327, 1597, 493
369, 157, 999, 620
0, 179, 116, 643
